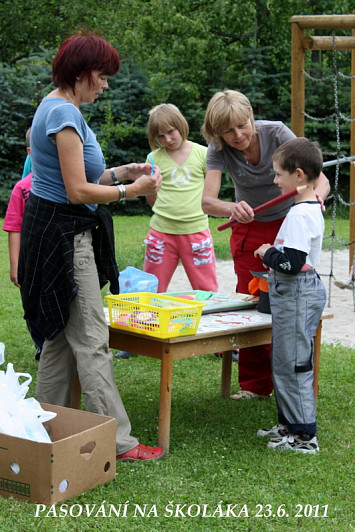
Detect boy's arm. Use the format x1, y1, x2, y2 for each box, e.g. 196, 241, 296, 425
8, 232, 21, 286
262, 246, 307, 275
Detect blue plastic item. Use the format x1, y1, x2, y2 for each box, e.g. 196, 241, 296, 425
119, 266, 158, 294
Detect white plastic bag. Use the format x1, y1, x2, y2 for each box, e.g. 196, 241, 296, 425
0, 342, 4, 365
0, 362, 32, 400
17, 397, 56, 443
0, 362, 56, 442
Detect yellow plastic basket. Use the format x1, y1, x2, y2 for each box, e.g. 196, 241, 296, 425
105, 292, 205, 339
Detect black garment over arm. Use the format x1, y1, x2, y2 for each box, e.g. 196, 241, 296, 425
263, 246, 307, 275
18, 193, 120, 340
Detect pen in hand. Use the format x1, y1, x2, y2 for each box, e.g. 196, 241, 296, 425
148, 154, 155, 175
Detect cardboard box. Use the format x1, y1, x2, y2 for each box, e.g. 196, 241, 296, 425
0, 403, 116, 505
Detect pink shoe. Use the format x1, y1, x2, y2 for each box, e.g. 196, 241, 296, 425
116, 443, 163, 461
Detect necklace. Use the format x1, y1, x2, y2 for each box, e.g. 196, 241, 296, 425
60, 89, 78, 107
242, 137, 260, 166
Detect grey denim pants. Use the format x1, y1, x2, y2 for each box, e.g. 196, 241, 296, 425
268, 269, 327, 435
36, 230, 138, 454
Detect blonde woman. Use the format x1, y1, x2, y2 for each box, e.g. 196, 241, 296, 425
202, 90, 330, 400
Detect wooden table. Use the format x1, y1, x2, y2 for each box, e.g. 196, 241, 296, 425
109, 309, 332, 455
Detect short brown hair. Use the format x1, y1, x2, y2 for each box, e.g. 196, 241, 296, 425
202, 90, 256, 150
147, 103, 189, 150
272, 137, 323, 181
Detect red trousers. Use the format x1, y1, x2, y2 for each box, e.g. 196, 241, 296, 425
230, 218, 284, 395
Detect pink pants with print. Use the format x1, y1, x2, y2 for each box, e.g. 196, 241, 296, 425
143, 227, 218, 293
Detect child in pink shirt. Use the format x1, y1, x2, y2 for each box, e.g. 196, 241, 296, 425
3, 173, 33, 285
2, 130, 44, 359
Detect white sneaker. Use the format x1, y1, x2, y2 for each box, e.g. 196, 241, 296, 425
257, 423, 289, 439
334, 277, 354, 290
268, 434, 319, 454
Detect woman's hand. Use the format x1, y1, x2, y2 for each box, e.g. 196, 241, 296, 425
315, 193, 325, 212
129, 166, 162, 196
100, 163, 155, 186
125, 163, 153, 181
229, 200, 255, 224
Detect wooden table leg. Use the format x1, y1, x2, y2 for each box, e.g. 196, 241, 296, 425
158, 351, 174, 454
71, 370, 81, 409
221, 350, 233, 397
313, 320, 322, 408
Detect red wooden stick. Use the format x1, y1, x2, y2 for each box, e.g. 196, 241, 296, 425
217, 185, 310, 231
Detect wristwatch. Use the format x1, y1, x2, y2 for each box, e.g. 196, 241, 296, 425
110, 167, 120, 185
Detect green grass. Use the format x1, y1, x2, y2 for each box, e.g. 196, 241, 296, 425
113, 215, 350, 270
0, 216, 354, 532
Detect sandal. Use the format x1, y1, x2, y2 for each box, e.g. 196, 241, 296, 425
116, 443, 163, 462
230, 390, 271, 400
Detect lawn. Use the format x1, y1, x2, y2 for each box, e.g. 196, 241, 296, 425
0, 215, 354, 532
113, 214, 350, 271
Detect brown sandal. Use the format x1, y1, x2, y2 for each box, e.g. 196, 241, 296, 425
230, 390, 271, 400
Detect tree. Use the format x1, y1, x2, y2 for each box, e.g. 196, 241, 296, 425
1, 0, 354, 211
0, 48, 53, 212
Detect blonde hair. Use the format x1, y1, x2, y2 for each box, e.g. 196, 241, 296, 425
202, 90, 256, 150
25, 127, 31, 148
147, 103, 189, 150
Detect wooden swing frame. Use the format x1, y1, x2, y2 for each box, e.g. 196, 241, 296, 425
290, 14, 355, 268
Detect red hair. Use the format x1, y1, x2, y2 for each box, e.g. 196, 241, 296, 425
52, 35, 120, 91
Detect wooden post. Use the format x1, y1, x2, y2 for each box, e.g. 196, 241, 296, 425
158, 351, 173, 454
221, 350, 233, 397
350, 28, 355, 268
312, 322, 322, 407
291, 20, 305, 136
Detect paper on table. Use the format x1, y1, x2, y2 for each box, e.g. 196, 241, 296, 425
166, 291, 257, 314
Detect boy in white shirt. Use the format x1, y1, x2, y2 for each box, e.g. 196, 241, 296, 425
254, 137, 326, 454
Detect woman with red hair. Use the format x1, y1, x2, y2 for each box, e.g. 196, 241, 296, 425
19, 34, 163, 461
